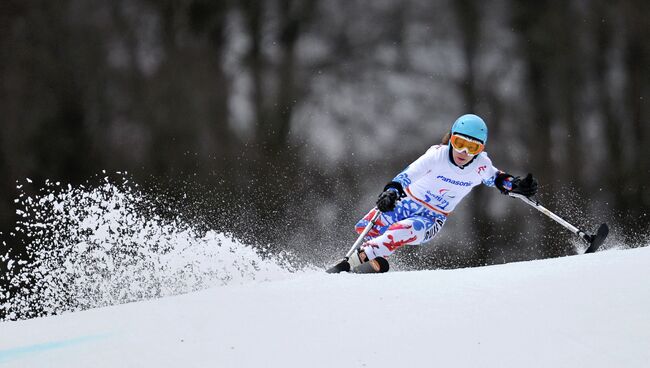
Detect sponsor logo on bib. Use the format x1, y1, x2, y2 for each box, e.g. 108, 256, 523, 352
436, 175, 472, 187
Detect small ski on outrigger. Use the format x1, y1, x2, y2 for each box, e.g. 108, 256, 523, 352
507, 193, 609, 254
327, 209, 389, 274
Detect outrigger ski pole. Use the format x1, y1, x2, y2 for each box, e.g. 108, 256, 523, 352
344, 209, 381, 259
326, 209, 382, 273
508, 192, 609, 254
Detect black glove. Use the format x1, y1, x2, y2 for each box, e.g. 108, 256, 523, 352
512, 173, 538, 197
376, 182, 406, 213
495, 172, 538, 197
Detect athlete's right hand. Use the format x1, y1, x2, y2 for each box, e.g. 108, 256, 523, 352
376, 188, 399, 212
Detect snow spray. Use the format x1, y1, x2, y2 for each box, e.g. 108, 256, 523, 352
1, 173, 298, 321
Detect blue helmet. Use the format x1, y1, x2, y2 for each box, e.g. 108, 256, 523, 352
451, 114, 488, 144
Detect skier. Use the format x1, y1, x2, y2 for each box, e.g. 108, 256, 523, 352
329, 114, 538, 273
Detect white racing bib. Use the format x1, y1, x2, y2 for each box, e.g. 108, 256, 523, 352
393, 145, 499, 215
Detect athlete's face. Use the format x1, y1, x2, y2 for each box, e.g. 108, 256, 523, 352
452, 147, 472, 166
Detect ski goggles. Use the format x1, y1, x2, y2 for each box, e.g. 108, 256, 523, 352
450, 134, 485, 155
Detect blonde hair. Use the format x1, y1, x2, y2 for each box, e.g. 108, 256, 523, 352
441, 131, 451, 145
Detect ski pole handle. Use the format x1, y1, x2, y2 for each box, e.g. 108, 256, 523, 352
345, 209, 381, 258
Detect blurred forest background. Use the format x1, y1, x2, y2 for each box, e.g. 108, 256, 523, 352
0, 0, 648, 269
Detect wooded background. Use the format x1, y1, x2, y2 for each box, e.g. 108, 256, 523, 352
1, 0, 648, 269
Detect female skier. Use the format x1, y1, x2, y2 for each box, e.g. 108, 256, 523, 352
329, 114, 538, 273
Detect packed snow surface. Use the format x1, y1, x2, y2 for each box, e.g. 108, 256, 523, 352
2, 246, 649, 368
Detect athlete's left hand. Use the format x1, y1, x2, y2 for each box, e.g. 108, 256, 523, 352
512, 173, 538, 197
496, 172, 538, 197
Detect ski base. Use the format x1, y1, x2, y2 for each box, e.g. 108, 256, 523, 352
584, 223, 609, 254
354, 257, 390, 273
326, 257, 389, 274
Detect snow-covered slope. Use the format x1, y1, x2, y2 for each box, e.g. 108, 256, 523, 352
1, 246, 649, 368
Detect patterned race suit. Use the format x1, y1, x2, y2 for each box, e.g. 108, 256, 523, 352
356, 144, 500, 260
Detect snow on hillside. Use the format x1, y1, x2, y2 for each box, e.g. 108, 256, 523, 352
1, 246, 649, 368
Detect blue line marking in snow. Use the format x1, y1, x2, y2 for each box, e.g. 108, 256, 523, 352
0, 334, 110, 364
